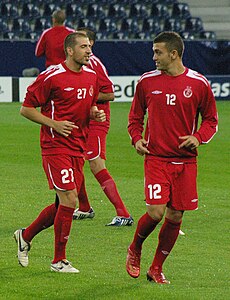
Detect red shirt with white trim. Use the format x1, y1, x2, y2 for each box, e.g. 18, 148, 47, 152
35, 26, 75, 68
23, 63, 99, 157
128, 68, 218, 162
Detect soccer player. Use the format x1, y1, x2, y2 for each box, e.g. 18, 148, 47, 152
14, 32, 106, 273
126, 31, 218, 284
35, 9, 75, 68
72, 28, 133, 226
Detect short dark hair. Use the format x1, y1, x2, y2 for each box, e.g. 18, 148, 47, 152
52, 9, 66, 24
77, 27, 96, 43
64, 32, 88, 56
154, 31, 184, 57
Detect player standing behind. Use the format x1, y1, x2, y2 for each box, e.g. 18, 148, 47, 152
72, 28, 133, 226
14, 32, 106, 273
126, 31, 218, 284
35, 9, 75, 68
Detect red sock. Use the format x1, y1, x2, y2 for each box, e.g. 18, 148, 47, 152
78, 178, 91, 212
23, 203, 57, 242
151, 218, 181, 269
130, 213, 159, 253
95, 169, 130, 217
53, 205, 74, 263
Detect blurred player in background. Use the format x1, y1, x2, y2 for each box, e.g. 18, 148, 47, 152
14, 32, 105, 273
72, 27, 133, 226
126, 31, 218, 284
35, 9, 75, 68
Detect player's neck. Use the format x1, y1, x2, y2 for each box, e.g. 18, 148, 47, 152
65, 61, 82, 73
165, 63, 185, 77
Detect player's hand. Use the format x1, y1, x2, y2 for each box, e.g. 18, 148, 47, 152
90, 106, 106, 122
135, 139, 150, 156
53, 120, 78, 137
179, 135, 200, 150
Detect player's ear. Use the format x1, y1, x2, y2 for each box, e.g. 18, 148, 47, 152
170, 50, 178, 60
66, 46, 73, 57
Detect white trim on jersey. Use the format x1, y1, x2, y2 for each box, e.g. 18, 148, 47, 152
50, 100, 55, 138
139, 70, 161, 83
44, 64, 66, 81
186, 69, 209, 86
82, 65, 97, 75
90, 54, 114, 84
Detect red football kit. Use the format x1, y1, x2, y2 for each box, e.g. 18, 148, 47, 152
35, 26, 75, 68
128, 68, 218, 210
23, 62, 99, 191
86, 53, 114, 160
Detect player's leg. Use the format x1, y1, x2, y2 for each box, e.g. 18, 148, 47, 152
14, 202, 58, 267
147, 207, 183, 284
87, 131, 132, 225
126, 204, 165, 278
126, 159, 170, 278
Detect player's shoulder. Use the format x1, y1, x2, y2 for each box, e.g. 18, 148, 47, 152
185, 68, 209, 87
82, 65, 97, 76
39, 64, 67, 82
138, 70, 162, 83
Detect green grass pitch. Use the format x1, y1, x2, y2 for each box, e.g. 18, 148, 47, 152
0, 101, 229, 299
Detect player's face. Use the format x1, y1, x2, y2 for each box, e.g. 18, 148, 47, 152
71, 37, 92, 66
153, 42, 173, 71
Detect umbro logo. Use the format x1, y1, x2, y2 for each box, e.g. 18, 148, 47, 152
87, 151, 93, 155
64, 87, 74, 91
151, 90, 162, 94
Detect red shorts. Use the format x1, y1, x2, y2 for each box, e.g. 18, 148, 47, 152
144, 159, 198, 211
86, 129, 107, 160
42, 155, 85, 192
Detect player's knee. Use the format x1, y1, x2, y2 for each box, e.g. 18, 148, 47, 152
147, 206, 165, 222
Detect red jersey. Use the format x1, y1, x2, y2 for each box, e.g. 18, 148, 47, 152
23, 63, 99, 157
35, 26, 75, 68
128, 68, 218, 162
87, 53, 114, 133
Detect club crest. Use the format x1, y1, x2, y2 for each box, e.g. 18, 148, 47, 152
183, 86, 193, 98
89, 85, 94, 96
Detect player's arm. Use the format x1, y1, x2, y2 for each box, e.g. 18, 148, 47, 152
35, 33, 46, 57
128, 82, 146, 147
20, 106, 78, 137
97, 92, 114, 102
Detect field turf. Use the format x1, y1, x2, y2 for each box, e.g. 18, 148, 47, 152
0, 101, 229, 299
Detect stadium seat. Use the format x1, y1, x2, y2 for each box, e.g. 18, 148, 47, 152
25, 31, 40, 41
199, 30, 216, 40
180, 31, 195, 40
185, 17, 203, 33
3, 31, 21, 40
43, 3, 59, 17
77, 18, 97, 31
129, 4, 149, 18
21, 3, 40, 18
120, 18, 140, 33
107, 3, 127, 18
172, 3, 191, 20
86, 3, 105, 18
66, 4, 84, 18
98, 19, 117, 33
0, 18, 8, 33
1, 3, 18, 17
34, 17, 51, 32
164, 18, 182, 32
12, 18, 31, 33
142, 17, 161, 34
150, 4, 169, 19
112, 31, 129, 40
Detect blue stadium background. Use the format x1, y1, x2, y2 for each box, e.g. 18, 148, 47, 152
0, 0, 229, 77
